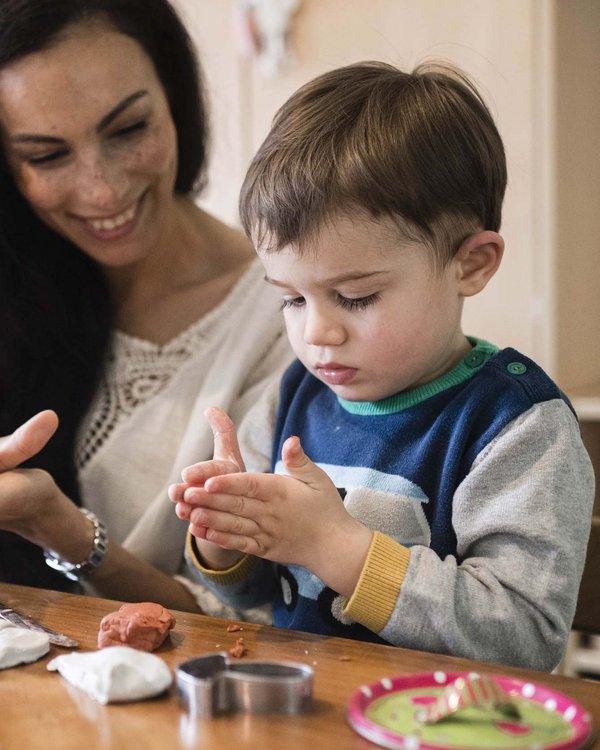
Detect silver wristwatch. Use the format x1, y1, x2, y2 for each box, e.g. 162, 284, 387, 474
44, 509, 108, 581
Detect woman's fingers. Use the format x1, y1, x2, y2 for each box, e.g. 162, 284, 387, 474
0, 410, 58, 472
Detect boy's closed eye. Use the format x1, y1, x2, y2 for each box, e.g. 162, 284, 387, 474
280, 292, 381, 311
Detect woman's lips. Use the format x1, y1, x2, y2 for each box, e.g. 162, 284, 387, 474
315, 364, 357, 386
79, 194, 144, 240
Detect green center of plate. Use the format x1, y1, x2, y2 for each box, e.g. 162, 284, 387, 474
366, 687, 573, 748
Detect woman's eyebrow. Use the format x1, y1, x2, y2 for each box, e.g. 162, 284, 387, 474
96, 89, 149, 132
10, 90, 150, 144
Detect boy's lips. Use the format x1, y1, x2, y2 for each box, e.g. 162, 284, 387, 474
315, 363, 357, 386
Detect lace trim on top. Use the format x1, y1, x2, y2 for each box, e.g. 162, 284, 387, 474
75, 262, 256, 471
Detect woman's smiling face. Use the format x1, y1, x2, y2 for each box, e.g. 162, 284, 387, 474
0, 19, 179, 267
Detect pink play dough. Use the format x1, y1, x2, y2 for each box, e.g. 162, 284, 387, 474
98, 602, 176, 652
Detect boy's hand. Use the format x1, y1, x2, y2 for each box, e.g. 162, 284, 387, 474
187, 435, 373, 598
168, 407, 247, 570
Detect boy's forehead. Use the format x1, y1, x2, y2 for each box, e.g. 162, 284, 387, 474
257, 222, 412, 289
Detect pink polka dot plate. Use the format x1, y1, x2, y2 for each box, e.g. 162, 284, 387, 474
347, 670, 595, 750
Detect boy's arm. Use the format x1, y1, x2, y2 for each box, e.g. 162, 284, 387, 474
349, 398, 594, 670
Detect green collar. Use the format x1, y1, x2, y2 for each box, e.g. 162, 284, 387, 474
338, 337, 499, 415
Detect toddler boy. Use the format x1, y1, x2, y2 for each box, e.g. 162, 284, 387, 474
170, 62, 594, 670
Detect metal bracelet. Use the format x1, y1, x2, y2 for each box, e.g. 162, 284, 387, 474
44, 508, 108, 581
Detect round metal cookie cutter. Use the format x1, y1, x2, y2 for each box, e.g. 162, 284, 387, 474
176, 652, 314, 718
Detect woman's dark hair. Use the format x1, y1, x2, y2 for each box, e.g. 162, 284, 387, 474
0, 0, 209, 587
0, 0, 209, 193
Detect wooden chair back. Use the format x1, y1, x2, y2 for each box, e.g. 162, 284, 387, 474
572, 517, 600, 634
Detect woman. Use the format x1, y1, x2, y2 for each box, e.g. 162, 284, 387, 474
0, 0, 290, 615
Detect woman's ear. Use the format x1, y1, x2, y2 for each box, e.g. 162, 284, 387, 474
455, 230, 504, 297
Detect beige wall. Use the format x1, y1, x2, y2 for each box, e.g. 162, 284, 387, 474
172, 1, 596, 386
555, 0, 600, 392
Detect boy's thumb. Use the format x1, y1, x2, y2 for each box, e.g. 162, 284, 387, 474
281, 436, 327, 487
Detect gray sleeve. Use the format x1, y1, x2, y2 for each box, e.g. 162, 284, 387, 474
379, 398, 595, 670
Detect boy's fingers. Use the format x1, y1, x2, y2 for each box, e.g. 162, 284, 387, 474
205, 407, 246, 471
0, 410, 59, 472
188, 522, 209, 540
168, 483, 186, 502
181, 459, 239, 484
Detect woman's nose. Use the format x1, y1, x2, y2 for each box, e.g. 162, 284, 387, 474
303, 306, 346, 347
74, 152, 127, 211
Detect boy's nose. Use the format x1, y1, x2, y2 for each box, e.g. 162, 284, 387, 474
303, 308, 346, 347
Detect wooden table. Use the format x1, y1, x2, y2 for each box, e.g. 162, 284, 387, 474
1, 583, 599, 750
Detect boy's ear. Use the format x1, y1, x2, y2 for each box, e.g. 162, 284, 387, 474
455, 230, 504, 297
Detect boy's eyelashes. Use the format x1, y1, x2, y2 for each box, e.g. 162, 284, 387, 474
280, 296, 305, 310
280, 292, 381, 311
336, 292, 380, 310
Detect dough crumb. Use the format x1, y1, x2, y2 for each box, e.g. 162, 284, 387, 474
228, 637, 247, 658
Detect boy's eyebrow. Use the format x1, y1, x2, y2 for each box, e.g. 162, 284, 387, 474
264, 270, 387, 287
10, 90, 149, 144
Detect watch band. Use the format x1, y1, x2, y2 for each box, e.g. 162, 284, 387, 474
44, 509, 108, 581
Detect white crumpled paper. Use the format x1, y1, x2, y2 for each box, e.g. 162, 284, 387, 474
0, 620, 50, 669
47, 645, 172, 704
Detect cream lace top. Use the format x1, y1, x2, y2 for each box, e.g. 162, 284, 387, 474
75, 259, 292, 616
76, 310, 221, 474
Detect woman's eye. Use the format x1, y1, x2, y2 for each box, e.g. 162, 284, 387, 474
336, 292, 380, 311
112, 120, 147, 138
281, 296, 305, 310
26, 150, 69, 167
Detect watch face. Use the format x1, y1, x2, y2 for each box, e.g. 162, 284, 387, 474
347, 671, 595, 750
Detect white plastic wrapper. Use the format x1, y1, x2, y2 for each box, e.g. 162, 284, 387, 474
47, 646, 173, 704
0, 620, 50, 669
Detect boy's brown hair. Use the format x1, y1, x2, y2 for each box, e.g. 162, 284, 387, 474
239, 61, 507, 267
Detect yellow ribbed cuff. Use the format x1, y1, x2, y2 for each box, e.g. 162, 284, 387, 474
344, 531, 410, 633
186, 532, 258, 585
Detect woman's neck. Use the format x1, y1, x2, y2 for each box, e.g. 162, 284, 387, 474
104, 197, 254, 343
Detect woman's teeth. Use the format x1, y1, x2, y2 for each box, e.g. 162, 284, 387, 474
89, 202, 136, 231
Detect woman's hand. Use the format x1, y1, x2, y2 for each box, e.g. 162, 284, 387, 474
0, 410, 58, 472
0, 410, 88, 554
0, 409, 61, 539
0, 412, 204, 613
